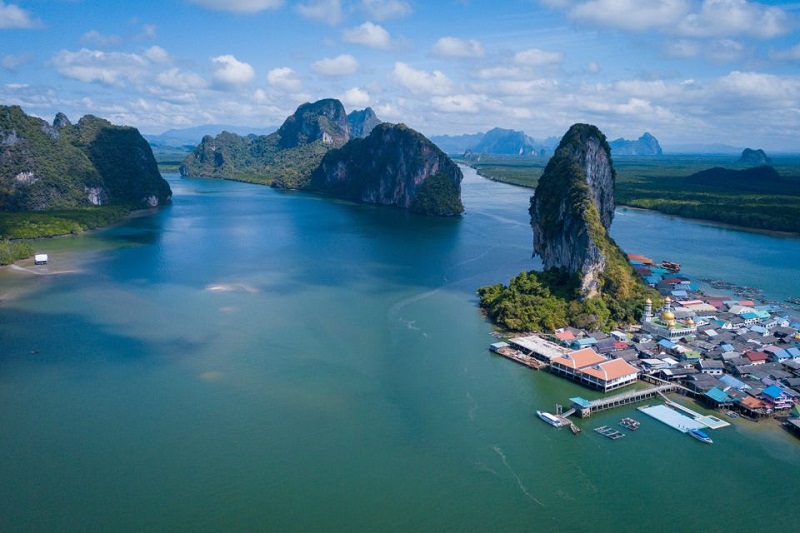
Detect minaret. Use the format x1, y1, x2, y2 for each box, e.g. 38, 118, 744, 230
643, 298, 653, 323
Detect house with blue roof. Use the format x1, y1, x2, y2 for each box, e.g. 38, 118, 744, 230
720, 374, 748, 391
705, 386, 735, 407
760, 385, 794, 410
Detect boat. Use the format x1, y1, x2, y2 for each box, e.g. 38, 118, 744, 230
619, 417, 640, 431
537, 410, 563, 428
661, 260, 681, 272
688, 428, 713, 444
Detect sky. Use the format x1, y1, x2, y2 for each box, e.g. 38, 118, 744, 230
1, 0, 799, 151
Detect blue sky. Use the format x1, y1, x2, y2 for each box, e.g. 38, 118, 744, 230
1, 0, 799, 150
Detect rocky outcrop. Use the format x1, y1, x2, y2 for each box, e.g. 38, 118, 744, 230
181, 99, 368, 189
529, 124, 618, 297
276, 98, 350, 149
311, 123, 463, 216
347, 107, 381, 138
0, 105, 171, 211
609, 132, 662, 155
738, 148, 772, 165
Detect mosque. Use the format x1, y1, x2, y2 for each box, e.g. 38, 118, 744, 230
641, 296, 697, 340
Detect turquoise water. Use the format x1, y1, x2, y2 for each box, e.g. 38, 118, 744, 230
1, 169, 799, 532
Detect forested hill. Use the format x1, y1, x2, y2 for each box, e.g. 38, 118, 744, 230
0, 105, 171, 211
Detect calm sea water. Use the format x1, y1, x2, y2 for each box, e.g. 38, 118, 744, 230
1, 169, 799, 532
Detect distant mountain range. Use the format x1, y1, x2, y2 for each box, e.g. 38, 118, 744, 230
144, 124, 278, 147
431, 128, 667, 156
609, 133, 662, 155
430, 128, 559, 156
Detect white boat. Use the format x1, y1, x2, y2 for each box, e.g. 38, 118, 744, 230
689, 428, 713, 444
537, 410, 563, 428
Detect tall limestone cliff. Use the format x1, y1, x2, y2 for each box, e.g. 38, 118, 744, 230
180, 99, 357, 189
0, 105, 171, 211
347, 107, 381, 138
311, 123, 464, 216
530, 123, 632, 298
276, 98, 350, 149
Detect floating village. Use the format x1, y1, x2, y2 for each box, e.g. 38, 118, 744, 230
490, 254, 800, 444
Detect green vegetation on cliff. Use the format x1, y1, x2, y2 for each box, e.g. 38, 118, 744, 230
478, 268, 654, 333
1, 106, 171, 211
409, 170, 464, 216
478, 123, 657, 333
311, 123, 464, 216
180, 99, 350, 189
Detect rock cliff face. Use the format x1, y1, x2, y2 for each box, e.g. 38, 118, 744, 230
0, 105, 171, 211
529, 124, 618, 297
311, 123, 464, 216
347, 107, 381, 138
180, 98, 363, 189
609, 132, 662, 155
277, 98, 350, 149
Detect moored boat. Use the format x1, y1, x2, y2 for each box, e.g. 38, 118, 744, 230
537, 410, 563, 428
689, 428, 713, 444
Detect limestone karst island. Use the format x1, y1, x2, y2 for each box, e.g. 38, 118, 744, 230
480, 123, 800, 445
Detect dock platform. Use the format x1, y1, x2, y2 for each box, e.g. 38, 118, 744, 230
662, 398, 730, 429
638, 404, 705, 433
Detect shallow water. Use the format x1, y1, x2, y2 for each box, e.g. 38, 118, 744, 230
1, 169, 798, 532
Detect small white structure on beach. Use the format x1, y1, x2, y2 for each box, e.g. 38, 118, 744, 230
34, 254, 48, 265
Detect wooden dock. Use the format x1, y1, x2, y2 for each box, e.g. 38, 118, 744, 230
570, 383, 678, 418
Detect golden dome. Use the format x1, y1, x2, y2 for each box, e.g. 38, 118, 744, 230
645, 298, 652, 304
661, 310, 676, 321
686, 318, 695, 326
667, 319, 677, 329
664, 296, 672, 304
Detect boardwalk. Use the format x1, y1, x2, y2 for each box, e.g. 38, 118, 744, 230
570, 383, 678, 418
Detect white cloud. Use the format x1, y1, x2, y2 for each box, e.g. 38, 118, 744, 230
569, 0, 689, 31
430, 37, 485, 59
312, 54, 359, 76
188, 0, 284, 13
144, 46, 170, 64
431, 94, 484, 113
514, 48, 563, 66
51, 48, 150, 86
80, 30, 122, 48
211, 54, 255, 87
770, 44, 800, 62
342, 22, 392, 50
340, 87, 370, 107
555, 0, 790, 39
0, 1, 43, 29
678, 0, 789, 39
1, 53, 32, 71
156, 68, 207, 92
360, 0, 412, 20
296, 0, 343, 25
267, 67, 303, 92
390, 62, 454, 95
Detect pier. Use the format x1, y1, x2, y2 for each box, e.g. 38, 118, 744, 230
569, 383, 678, 418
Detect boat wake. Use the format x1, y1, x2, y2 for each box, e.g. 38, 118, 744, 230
492, 445, 545, 507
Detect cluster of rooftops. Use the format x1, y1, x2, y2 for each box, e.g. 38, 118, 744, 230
492, 254, 800, 433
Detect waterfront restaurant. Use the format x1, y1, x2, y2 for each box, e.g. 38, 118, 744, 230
550, 347, 606, 380
576, 358, 640, 392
